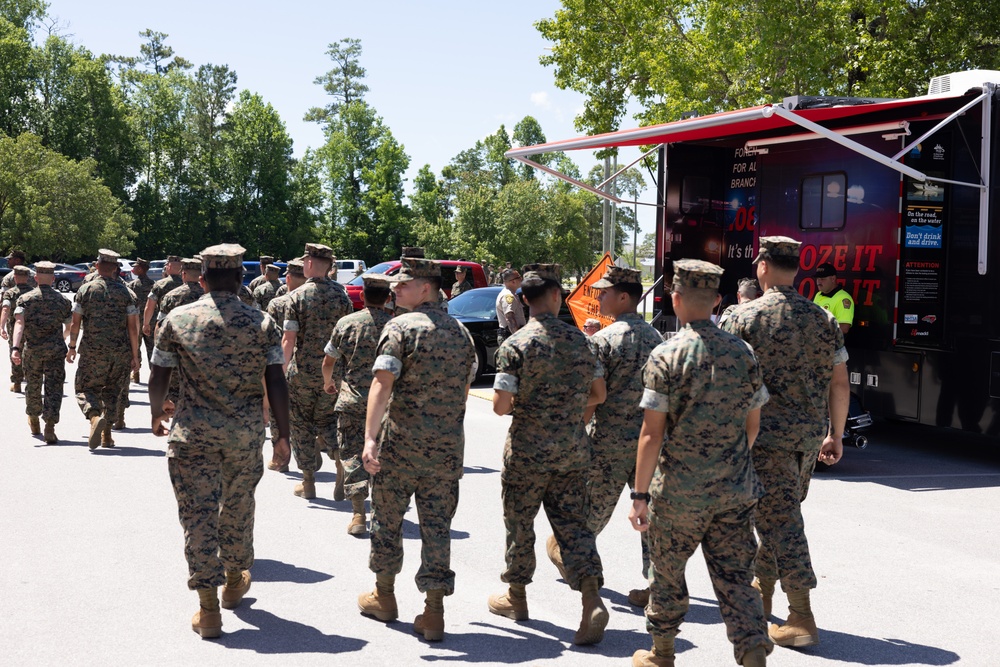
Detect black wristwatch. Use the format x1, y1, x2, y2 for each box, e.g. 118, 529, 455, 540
630, 491, 651, 503
11, 346, 20, 352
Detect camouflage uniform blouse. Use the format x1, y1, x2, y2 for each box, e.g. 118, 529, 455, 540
588, 312, 663, 449
147, 274, 183, 315
722, 285, 848, 450
253, 279, 282, 312
3, 284, 33, 338
1, 272, 36, 291
152, 291, 283, 449
324, 306, 392, 415
494, 312, 603, 473
73, 277, 138, 350
450, 279, 473, 298
127, 275, 155, 307
266, 293, 291, 335
15, 285, 72, 353
284, 277, 353, 388
157, 282, 205, 321
640, 320, 768, 507
372, 301, 477, 479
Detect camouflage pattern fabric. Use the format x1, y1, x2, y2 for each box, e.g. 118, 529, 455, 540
73, 277, 137, 420
274, 283, 288, 299
127, 274, 156, 363
16, 285, 71, 423
157, 282, 206, 403
639, 319, 771, 659
3, 283, 32, 384
284, 277, 353, 473
369, 469, 460, 594
337, 412, 371, 499
368, 301, 476, 593
253, 279, 282, 312
450, 278, 473, 298
716, 303, 742, 329
147, 274, 183, 328
238, 285, 254, 306
493, 312, 604, 591
247, 273, 269, 293
722, 285, 847, 592
1, 271, 36, 290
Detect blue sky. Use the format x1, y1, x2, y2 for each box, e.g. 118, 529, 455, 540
44, 0, 655, 239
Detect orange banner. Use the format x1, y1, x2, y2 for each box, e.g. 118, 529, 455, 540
565, 253, 617, 330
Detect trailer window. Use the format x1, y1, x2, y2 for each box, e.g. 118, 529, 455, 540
800, 172, 846, 230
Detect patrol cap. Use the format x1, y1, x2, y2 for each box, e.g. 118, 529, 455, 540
13, 265, 31, 276
362, 273, 390, 287
166, 255, 182, 263
134, 258, 150, 268
181, 258, 202, 272
7, 249, 26, 261
672, 259, 724, 290
454, 265, 467, 273
97, 249, 120, 264
304, 243, 334, 260
521, 263, 561, 287
259, 255, 275, 265
752, 236, 802, 264
815, 262, 837, 278
265, 263, 281, 275
400, 246, 425, 258
592, 265, 641, 289
500, 268, 521, 283
386, 257, 440, 282
199, 243, 246, 270
285, 257, 305, 277
33, 261, 57, 274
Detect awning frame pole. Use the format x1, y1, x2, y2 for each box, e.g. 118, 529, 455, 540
596, 144, 662, 190
892, 91, 988, 161
516, 157, 624, 203
978, 85, 993, 275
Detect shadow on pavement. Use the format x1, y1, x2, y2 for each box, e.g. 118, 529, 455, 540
251, 558, 332, 584
223, 598, 366, 654
776, 627, 960, 665
95, 445, 165, 457
402, 517, 469, 540
463, 466, 499, 475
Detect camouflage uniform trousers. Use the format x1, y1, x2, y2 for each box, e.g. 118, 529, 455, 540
751, 441, 818, 591
23, 347, 66, 423
501, 466, 603, 591
337, 411, 370, 499
288, 380, 338, 473
646, 499, 771, 662
586, 440, 650, 579
369, 467, 459, 594
75, 347, 131, 420
167, 440, 265, 590
8, 340, 24, 384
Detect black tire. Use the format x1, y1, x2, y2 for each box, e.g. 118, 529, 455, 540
474, 343, 487, 384
56, 279, 72, 293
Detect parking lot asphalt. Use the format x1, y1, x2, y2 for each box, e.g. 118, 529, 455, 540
1, 353, 997, 666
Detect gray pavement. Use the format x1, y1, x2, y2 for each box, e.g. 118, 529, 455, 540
1, 349, 998, 665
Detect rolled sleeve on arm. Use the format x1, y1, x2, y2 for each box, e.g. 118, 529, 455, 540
151, 347, 178, 367
283, 319, 300, 332
493, 372, 519, 394
266, 345, 285, 366
640, 388, 670, 412
324, 340, 342, 359
373, 354, 402, 379
833, 346, 849, 366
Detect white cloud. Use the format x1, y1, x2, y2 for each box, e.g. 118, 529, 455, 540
530, 91, 552, 110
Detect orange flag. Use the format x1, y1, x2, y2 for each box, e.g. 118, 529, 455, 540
565, 253, 617, 330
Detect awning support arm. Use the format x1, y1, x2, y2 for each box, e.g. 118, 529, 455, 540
979, 85, 993, 275
596, 145, 662, 190
516, 157, 624, 203
892, 91, 989, 161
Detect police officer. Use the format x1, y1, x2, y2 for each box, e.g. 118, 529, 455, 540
449, 265, 473, 298
722, 237, 849, 649
127, 258, 156, 382
150, 243, 290, 639
282, 243, 352, 499
253, 264, 282, 311
487, 264, 610, 646
1, 265, 34, 392
630, 259, 771, 667
11, 261, 72, 443
357, 257, 476, 642
812, 263, 854, 334
67, 249, 140, 450
322, 273, 392, 534
494, 268, 524, 345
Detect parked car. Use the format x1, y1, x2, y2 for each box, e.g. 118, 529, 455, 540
146, 260, 166, 281
447, 285, 576, 382
345, 260, 488, 310
334, 259, 367, 284
0, 257, 9, 280
28, 263, 88, 293
73, 262, 93, 274
117, 259, 136, 282
241, 260, 287, 287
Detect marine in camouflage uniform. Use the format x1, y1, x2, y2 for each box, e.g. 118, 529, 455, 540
127, 258, 156, 377
630, 259, 771, 667
282, 243, 352, 499
717, 278, 759, 330
357, 257, 476, 642
1, 250, 37, 291
722, 236, 849, 650
262, 258, 304, 473
246, 255, 275, 294
150, 243, 290, 639
252, 264, 282, 311
449, 265, 473, 298
11, 262, 72, 443
1, 266, 34, 391
323, 274, 392, 534
143, 256, 183, 341
68, 249, 140, 450
156, 259, 205, 405
487, 264, 610, 646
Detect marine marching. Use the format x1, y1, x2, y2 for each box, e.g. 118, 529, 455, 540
5, 236, 848, 667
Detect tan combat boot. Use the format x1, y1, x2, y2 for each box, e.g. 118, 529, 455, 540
741, 645, 768, 667
294, 472, 316, 499
192, 587, 222, 639
769, 589, 819, 647
131, 370, 140, 383
753, 577, 774, 618
112, 417, 126, 430
267, 459, 289, 472
88, 415, 106, 450
413, 589, 445, 641
488, 584, 529, 621
358, 574, 398, 621
43, 421, 57, 444
546, 534, 568, 580
11, 381, 21, 393
574, 576, 609, 645
221, 569, 251, 610
101, 423, 115, 448
632, 635, 675, 667
28, 415, 41, 435
628, 587, 650, 607
347, 497, 367, 536
333, 451, 346, 501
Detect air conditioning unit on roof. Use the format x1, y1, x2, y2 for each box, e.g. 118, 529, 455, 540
927, 70, 1000, 96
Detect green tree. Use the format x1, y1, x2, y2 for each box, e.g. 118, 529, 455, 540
0, 133, 135, 259
410, 164, 454, 258
0, 0, 46, 137
304, 38, 369, 127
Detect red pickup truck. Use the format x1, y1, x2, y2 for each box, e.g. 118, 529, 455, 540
343, 260, 488, 310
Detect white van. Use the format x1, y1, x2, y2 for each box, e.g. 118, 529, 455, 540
335, 259, 366, 284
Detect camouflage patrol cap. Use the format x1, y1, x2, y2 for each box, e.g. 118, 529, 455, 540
304, 243, 334, 260
13, 265, 31, 275
134, 258, 150, 268
387, 257, 440, 282
362, 273, 390, 287
199, 243, 246, 270
181, 258, 202, 272
33, 261, 56, 274
521, 263, 561, 287
454, 265, 467, 273
592, 265, 642, 289
752, 236, 802, 264
166, 255, 182, 263
265, 263, 281, 274
672, 259, 724, 290
259, 255, 275, 265
285, 257, 305, 277
97, 248, 120, 264
400, 246, 426, 258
